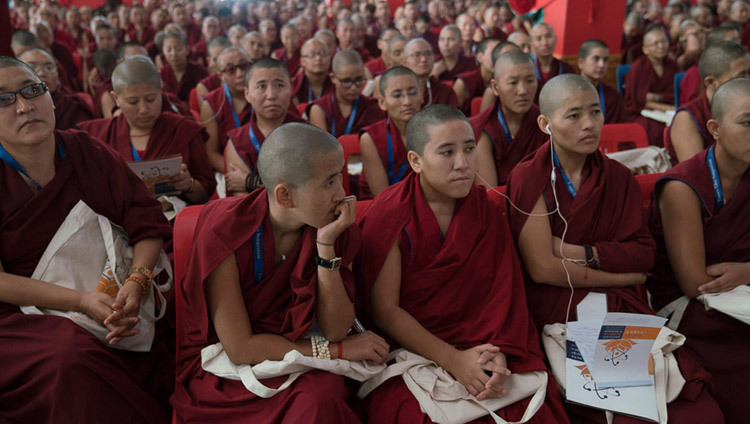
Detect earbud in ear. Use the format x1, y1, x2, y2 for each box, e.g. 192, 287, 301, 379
545, 123, 551, 135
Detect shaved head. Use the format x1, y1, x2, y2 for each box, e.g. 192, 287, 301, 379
539, 74, 598, 117
112, 56, 161, 93
379, 65, 419, 96
493, 49, 534, 80
711, 77, 750, 122
698, 40, 749, 79
18, 47, 55, 64
258, 123, 343, 195
331, 49, 363, 75
491, 41, 522, 66
406, 105, 469, 155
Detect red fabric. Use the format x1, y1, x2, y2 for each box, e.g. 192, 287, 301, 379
665, 94, 712, 161
358, 118, 411, 200
534, 58, 576, 103
624, 56, 679, 146
126, 24, 155, 45
160, 62, 209, 103
0, 0, 11, 56
51, 42, 82, 92
357, 173, 569, 424
437, 55, 478, 82
424, 76, 459, 108
648, 151, 750, 423
455, 68, 487, 104
203, 84, 253, 151
680, 64, 701, 105
198, 73, 223, 93
469, 100, 546, 185
0, 130, 172, 422
185, 22, 202, 45
94, 79, 113, 118
273, 46, 301, 75
77, 112, 216, 199
172, 190, 361, 423
480, 25, 508, 41
365, 56, 386, 76
307, 94, 384, 138
162, 91, 193, 118
52, 86, 95, 130
507, 143, 724, 423
291, 73, 335, 105
227, 112, 305, 174
599, 81, 631, 124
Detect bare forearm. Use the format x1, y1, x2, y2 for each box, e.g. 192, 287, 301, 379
131, 238, 163, 271
532, 256, 644, 288
0, 273, 83, 311
230, 333, 314, 365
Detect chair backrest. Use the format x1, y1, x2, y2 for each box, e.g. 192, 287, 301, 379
673, 72, 685, 109
616, 64, 631, 94
338, 134, 361, 196
599, 123, 649, 154
189, 87, 199, 113
470, 96, 482, 116
635, 172, 663, 209
662, 125, 671, 154
297, 102, 309, 118
173, 205, 204, 362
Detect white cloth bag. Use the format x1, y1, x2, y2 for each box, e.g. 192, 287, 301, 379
22, 200, 172, 352
606, 146, 672, 174
541, 323, 686, 424
658, 286, 750, 329
357, 349, 548, 424
200, 342, 386, 398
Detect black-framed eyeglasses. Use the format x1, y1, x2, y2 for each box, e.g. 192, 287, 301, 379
221, 61, 251, 74
337, 76, 367, 88
0, 82, 48, 107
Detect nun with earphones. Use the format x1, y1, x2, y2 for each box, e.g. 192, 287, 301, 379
505, 74, 723, 424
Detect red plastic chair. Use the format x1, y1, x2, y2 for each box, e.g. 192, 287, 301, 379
470, 97, 482, 116
189, 87, 199, 113
338, 134, 361, 196
635, 172, 663, 210
663, 125, 671, 154
297, 102, 309, 117
599, 123, 649, 154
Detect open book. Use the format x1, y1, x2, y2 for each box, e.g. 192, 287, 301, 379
127, 155, 183, 196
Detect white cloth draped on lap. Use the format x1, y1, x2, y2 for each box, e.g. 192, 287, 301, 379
201, 342, 386, 398
358, 348, 548, 424
658, 286, 750, 330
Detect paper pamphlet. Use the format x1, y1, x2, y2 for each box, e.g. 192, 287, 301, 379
128, 155, 183, 196
641, 109, 676, 126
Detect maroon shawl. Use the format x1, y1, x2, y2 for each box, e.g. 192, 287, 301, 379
358, 118, 412, 200
436, 54, 478, 82
365, 56, 386, 77
273, 46, 301, 75
226, 112, 304, 174
424, 76, 459, 108
160, 62, 209, 103
307, 94, 384, 138
203, 84, 253, 151
52, 86, 94, 130
291, 73, 335, 105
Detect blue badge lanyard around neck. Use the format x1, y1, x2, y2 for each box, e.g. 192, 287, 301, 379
598, 82, 606, 117
386, 118, 408, 185
535, 56, 562, 80
131, 144, 142, 162
307, 82, 323, 103
251, 225, 264, 284
331, 95, 359, 137
552, 147, 577, 197
706, 145, 724, 209
248, 119, 262, 154
496, 107, 512, 144
224, 83, 242, 128
0, 142, 65, 191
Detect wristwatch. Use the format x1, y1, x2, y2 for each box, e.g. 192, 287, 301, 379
315, 255, 342, 271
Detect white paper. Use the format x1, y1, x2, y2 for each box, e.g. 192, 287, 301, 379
577, 292, 607, 322
641, 109, 675, 126
567, 321, 600, 366
128, 155, 183, 196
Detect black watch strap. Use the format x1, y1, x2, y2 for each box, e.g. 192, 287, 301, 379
315, 255, 342, 270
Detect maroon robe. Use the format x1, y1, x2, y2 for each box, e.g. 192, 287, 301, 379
273, 46, 301, 75
203, 84, 253, 151
455, 68, 488, 105
534, 57, 576, 103
621, 32, 644, 64
94, 79, 113, 118
52, 86, 94, 130
357, 173, 569, 424
0, 130, 172, 423
307, 94, 384, 138
291, 73, 335, 105
160, 62, 209, 103
469, 100, 546, 185
508, 142, 725, 424
126, 24, 155, 45
171, 190, 362, 423
480, 25, 508, 41
198, 73, 223, 93
436, 54, 478, 81
624, 55, 679, 146
226, 112, 304, 175
50, 42, 81, 91
191, 38, 208, 61
648, 150, 750, 424
679, 63, 701, 106
162, 91, 192, 118
665, 94, 713, 162
358, 118, 412, 200
597, 81, 631, 124
424, 76, 459, 108
365, 56, 386, 77
77, 112, 216, 199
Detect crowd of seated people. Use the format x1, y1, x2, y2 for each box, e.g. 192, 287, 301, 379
2, 0, 749, 423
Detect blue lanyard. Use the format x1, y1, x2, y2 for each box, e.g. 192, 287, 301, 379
598, 83, 606, 117
224, 83, 242, 128
0, 142, 65, 191
248, 121, 261, 153
535, 56, 562, 80
331, 96, 359, 137
307, 80, 324, 103
706, 145, 724, 209
252, 225, 264, 284
496, 106, 512, 144
386, 118, 408, 185
552, 147, 577, 197
131, 144, 142, 162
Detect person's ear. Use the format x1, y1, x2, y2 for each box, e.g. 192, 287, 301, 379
377, 90, 387, 111
244, 85, 252, 103
703, 75, 716, 91
274, 183, 295, 208
577, 57, 585, 70
490, 78, 499, 96
706, 118, 720, 142
537, 114, 551, 135
110, 91, 119, 107
407, 150, 423, 174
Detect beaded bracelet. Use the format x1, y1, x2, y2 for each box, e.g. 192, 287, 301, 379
128, 266, 153, 284
310, 335, 331, 360
125, 275, 148, 295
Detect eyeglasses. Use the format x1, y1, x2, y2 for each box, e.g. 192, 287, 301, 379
336, 76, 367, 88
407, 50, 434, 60
221, 61, 251, 74
644, 40, 668, 48
28, 63, 57, 74
0, 82, 48, 107
302, 50, 329, 58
